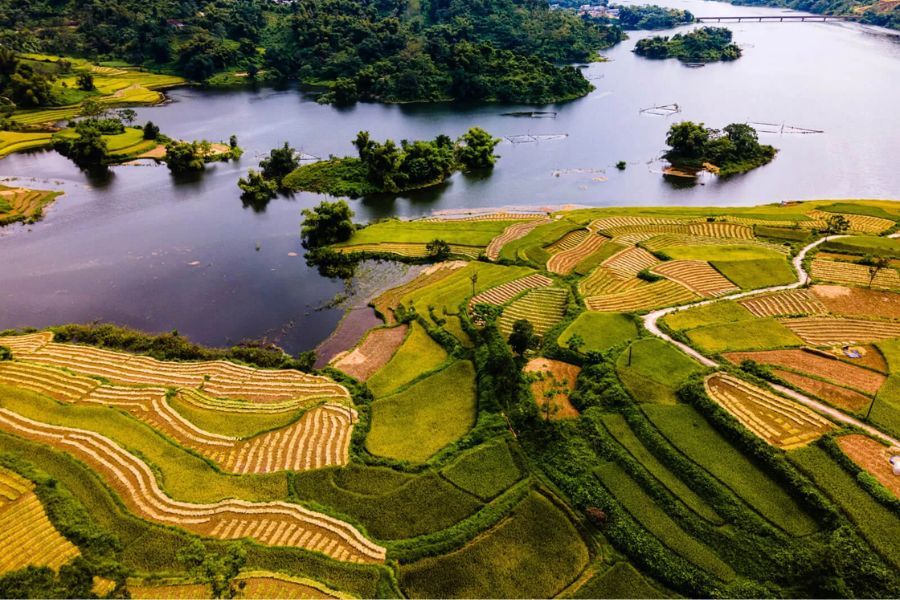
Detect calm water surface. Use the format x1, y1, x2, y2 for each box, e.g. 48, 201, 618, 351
1, 0, 898, 352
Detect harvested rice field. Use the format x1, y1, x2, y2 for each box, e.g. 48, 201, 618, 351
524, 358, 581, 419
779, 317, 900, 346
836, 434, 900, 498
331, 325, 408, 381
810, 285, 900, 320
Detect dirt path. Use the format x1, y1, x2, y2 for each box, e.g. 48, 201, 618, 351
641, 235, 900, 448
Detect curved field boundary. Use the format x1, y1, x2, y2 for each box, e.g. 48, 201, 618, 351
642, 234, 789, 255
704, 373, 832, 449
721, 216, 812, 228
547, 233, 609, 275
837, 434, 900, 497
602, 247, 660, 277
738, 289, 826, 318
807, 210, 895, 234
372, 261, 467, 323
588, 216, 687, 232
335, 243, 483, 259
688, 222, 754, 239
175, 389, 312, 414
497, 288, 568, 336
651, 260, 739, 297
545, 229, 589, 254
609, 232, 660, 246
485, 219, 551, 260
420, 212, 546, 222
9, 333, 349, 405
577, 267, 645, 297
771, 370, 871, 412
0, 188, 61, 224
0, 409, 385, 563
0, 331, 54, 354
234, 570, 352, 599
0, 361, 355, 473
810, 258, 900, 290
0, 467, 81, 575
469, 273, 554, 309
779, 317, 900, 346
722, 349, 885, 395
585, 280, 698, 312
331, 325, 408, 381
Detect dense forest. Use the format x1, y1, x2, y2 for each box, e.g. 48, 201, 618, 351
663, 121, 777, 176
0, 0, 624, 104
634, 27, 742, 63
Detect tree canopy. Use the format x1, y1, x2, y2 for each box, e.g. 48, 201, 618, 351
635, 27, 741, 63
301, 199, 356, 249
664, 121, 777, 176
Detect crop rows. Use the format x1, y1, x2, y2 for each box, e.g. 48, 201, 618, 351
588, 216, 687, 232
0, 331, 54, 354
721, 216, 810, 228
704, 373, 832, 449
335, 243, 482, 259
497, 287, 568, 336
372, 261, 466, 323
545, 229, 589, 254
738, 289, 826, 317
420, 212, 546, 222
807, 210, 895, 234
0, 409, 385, 563
175, 388, 313, 413
468, 273, 554, 309
599, 220, 755, 239
810, 259, 900, 290
11, 334, 349, 404
577, 267, 645, 297
642, 234, 788, 254
584, 280, 698, 312
609, 232, 660, 246
546, 233, 609, 275
779, 317, 900, 346
485, 219, 550, 260
0, 360, 99, 402
235, 571, 345, 599
651, 260, 739, 297
0, 468, 81, 574
0, 189, 52, 221
602, 246, 660, 277
836, 434, 900, 498
723, 349, 885, 395
332, 325, 408, 381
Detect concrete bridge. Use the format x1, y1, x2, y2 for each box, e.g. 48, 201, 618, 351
695, 14, 861, 23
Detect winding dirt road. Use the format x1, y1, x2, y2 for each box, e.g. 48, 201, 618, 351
641, 235, 900, 448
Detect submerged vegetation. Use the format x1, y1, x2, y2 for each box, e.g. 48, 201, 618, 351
635, 27, 742, 63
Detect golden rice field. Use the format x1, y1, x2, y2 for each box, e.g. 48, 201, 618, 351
738, 289, 827, 318
485, 219, 550, 260
810, 259, 900, 290
0, 132, 54, 157
779, 317, 900, 346
588, 216, 687, 232
584, 279, 698, 312
704, 373, 832, 449
497, 287, 569, 336
0, 467, 81, 575
651, 260, 739, 297
545, 229, 589, 254
602, 246, 660, 277
577, 266, 645, 296
806, 210, 895, 234
641, 234, 789, 254
546, 233, 609, 275
468, 273, 554, 309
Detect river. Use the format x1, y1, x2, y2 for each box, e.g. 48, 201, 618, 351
1, 0, 898, 353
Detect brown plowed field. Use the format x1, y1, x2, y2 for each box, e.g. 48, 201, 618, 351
524, 358, 581, 419
811, 285, 900, 320
332, 325, 408, 381
723, 349, 886, 395
837, 434, 900, 498
771, 369, 871, 412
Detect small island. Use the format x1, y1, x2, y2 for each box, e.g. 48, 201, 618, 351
614, 5, 694, 30
281, 128, 501, 197
634, 27, 741, 64
663, 121, 777, 177
0, 185, 63, 226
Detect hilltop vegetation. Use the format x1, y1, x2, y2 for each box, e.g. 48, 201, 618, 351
635, 27, 742, 63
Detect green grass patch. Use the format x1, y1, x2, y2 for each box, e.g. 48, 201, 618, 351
595, 461, 736, 581
291, 465, 482, 540
822, 236, 900, 259
499, 218, 582, 263
558, 312, 638, 354
572, 562, 667, 599
754, 225, 811, 242
366, 322, 448, 398
340, 219, 514, 247
870, 374, 900, 439
0, 131, 53, 157
167, 396, 303, 439
616, 339, 703, 404
440, 439, 522, 501
663, 245, 784, 262
821, 202, 900, 221
663, 301, 754, 332
0, 385, 287, 503
366, 361, 478, 463
282, 157, 377, 197
876, 338, 900, 373
600, 414, 722, 524
685, 317, 802, 353
710, 258, 796, 290
399, 491, 589, 598
642, 403, 818, 536
790, 445, 900, 568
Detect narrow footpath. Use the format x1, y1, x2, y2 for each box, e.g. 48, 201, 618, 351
641, 235, 900, 448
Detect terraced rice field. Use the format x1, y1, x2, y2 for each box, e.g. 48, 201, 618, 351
334, 242, 483, 259
704, 373, 832, 449
486, 219, 550, 260
836, 434, 900, 498
723, 349, 886, 395
331, 325, 408, 381
779, 317, 900, 346
235, 571, 348, 599
687, 222, 754, 239
421, 212, 546, 222
578, 267, 645, 296
807, 210, 895, 234
642, 234, 788, 255
0, 467, 81, 574
545, 229, 589, 254
468, 273, 554, 309
811, 285, 900, 319
584, 280, 698, 312
497, 287, 569, 336
547, 233, 609, 275
771, 369, 871, 412
0, 132, 53, 158
0, 187, 61, 224
602, 247, 660, 277
651, 260, 739, 297
0, 360, 355, 473
738, 289, 826, 318
0, 409, 386, 563
589, 216, 686, 232
811, 258, 900, 289
524, 358, 581, 419
3, 332, 349, 404
371, 261, 466, 322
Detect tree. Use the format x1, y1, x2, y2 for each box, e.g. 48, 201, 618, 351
508, 319, 537, 356
825, 214, 850, 235
566, 333, 585, 353
260, 142, 299, 182
143, 121, 160, 140
426, 238, 451, 260
455, 127, 501, 170
116, 108, 137, 124
80, 97, 106, 117
176, 539, 247, 599
0, 345, 11, 361
76, 72, 94, 91
867, 255, 891, 287
164, 141, 206, 173
53, 121, 109, 170
238, 169, 278, 210
471, 303, 501, 326
665, 121, 711, 160
229, 135, 238, 149
300, 199, 355, 248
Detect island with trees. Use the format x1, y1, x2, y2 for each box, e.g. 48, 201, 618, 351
280, 128, 502, 197
608, 5, 695, 30
662, 121, 777, 177
634, 27, 741, 64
